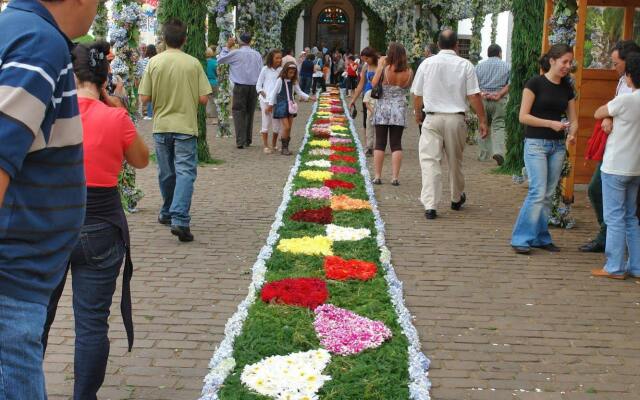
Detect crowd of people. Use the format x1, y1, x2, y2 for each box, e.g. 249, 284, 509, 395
0, 0, 639, 399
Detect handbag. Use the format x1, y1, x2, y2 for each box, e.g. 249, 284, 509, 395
284, 79, 298, 114
370, 66, 385, 99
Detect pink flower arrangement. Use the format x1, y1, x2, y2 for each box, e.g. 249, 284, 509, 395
294, 187, 332, 200
313, 304, 392, 355
329, 137, 353, 144
329, 165, 358, 175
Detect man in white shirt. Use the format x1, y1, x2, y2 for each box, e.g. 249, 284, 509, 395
412, 30, 488, 220
592, 52, 640, 279
580, 40, 640, 253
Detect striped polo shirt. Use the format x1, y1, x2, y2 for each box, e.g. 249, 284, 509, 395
0, 0, 85, 305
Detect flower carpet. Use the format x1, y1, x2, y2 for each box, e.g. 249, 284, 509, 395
200, 88, 430, 399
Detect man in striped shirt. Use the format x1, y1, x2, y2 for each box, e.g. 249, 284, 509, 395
475, 44, 510, 166
0, 0, 98, 397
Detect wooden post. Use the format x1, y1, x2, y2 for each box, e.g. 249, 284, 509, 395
624, 5, 634, 40
563, 0, 588, 203
542, 0, 554, 52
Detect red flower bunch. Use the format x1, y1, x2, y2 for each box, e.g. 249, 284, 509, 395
261, 278, 329, 309
315, 119, 331, 124
331, 145, 355, 153
331, 107, 345, 114
291, 207, 333, 225
329, 154, 357, 163
324, 179, 355, 190
324, 256, 377, 281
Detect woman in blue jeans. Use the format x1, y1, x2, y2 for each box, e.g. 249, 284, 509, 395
43, 41, 149, 399
511, 44, 578, 254
592, 53, 640, 280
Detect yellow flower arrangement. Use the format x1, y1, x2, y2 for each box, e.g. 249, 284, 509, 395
330, 125, 349, 133
308, 139, 331, 148
330, 195, 372, 211
299, 170, 333, 182
277, 236, 334, 256
316, 111, 331, 116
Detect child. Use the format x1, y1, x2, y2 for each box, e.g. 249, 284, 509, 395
256, 49, 283, 153
267, 62, 316, 155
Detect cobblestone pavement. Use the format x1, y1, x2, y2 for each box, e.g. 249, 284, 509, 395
45, 100, 639, 400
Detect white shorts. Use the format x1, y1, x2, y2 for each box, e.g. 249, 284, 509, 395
260, 99, 281, 133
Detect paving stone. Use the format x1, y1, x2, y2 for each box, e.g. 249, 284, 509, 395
42, 101, 640, 398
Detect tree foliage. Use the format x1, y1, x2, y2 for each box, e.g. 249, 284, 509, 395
501, 0, 544, 175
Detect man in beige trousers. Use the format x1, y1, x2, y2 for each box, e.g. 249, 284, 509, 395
412, 30, 488, 220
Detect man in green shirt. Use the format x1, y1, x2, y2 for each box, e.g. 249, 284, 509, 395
139, 18, 211, 242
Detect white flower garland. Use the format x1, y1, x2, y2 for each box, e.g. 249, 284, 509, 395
338, 95, 432, 400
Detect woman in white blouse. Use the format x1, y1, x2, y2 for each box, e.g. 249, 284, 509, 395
266, 62, 315, 155
256, 50, 283, 154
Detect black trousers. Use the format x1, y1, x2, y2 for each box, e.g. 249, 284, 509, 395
232, 84, 258, 147
312, 77, 326, 94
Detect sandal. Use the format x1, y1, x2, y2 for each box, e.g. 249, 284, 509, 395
372, 178, 382, 185
391, 179, 400, 186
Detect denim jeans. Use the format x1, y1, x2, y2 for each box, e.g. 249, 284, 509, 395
601, 172, 640, 276
146, 102, 153, 118
300, 76, 312, 95
511, 138, 566, 247
153, 133, 198, 227
43, 222, 124, 400
0, 294, 47, 400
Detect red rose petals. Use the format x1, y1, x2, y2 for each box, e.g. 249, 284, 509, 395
261, 278, 329, 309
324, 255, 377, 281
290, 207, 333, 225
329, 154, 357, 163
323, 179, 355, 190
331, 145, 355, 153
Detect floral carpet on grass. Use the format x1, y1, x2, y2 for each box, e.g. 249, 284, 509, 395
200, 88, 431, 400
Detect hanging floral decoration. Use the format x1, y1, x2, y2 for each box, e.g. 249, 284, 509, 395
209, 0, 233, 137
291, 207, 334, 225
261, 277, 329, 309
324, 255, 377, 281
549, 0, 578, 46
111, 0, 144, 213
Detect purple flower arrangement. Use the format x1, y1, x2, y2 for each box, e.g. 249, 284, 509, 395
293, 186, 332, 200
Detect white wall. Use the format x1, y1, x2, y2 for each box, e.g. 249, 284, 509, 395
458, 11, 513, 64
360, 15, 369, 51
295, 11, 305, 55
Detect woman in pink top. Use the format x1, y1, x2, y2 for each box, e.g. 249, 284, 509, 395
43, 41, 149, 400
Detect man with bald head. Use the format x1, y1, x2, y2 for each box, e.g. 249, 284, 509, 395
412, 29, 488, 220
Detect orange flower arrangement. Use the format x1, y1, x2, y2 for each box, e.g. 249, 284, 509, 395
330, 195, 372, 211
323, 255, 377, 281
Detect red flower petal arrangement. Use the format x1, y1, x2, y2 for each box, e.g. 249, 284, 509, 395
323, 179, 355, 190
324, 255, 377, 281
331, 145, 356, 153
291, 207, 333, 225
313, 131, 331, 139
329, 154, 357, 163
261, 278, 329, 309
314, 119, 331, 124
330, 165, 358, 175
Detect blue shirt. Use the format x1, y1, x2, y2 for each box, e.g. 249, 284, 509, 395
217, 46, 263, 85
0, 0, 85, 305
475, 57, 510, 93
206, 57, 218, 86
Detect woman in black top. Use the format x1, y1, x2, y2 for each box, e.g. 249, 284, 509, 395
511, 44, 578, 254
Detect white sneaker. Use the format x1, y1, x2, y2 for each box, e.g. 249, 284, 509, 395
143, 116, 152, 120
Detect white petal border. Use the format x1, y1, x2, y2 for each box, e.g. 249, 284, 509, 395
199, 92, 432, 399
339, 94, 431, 400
